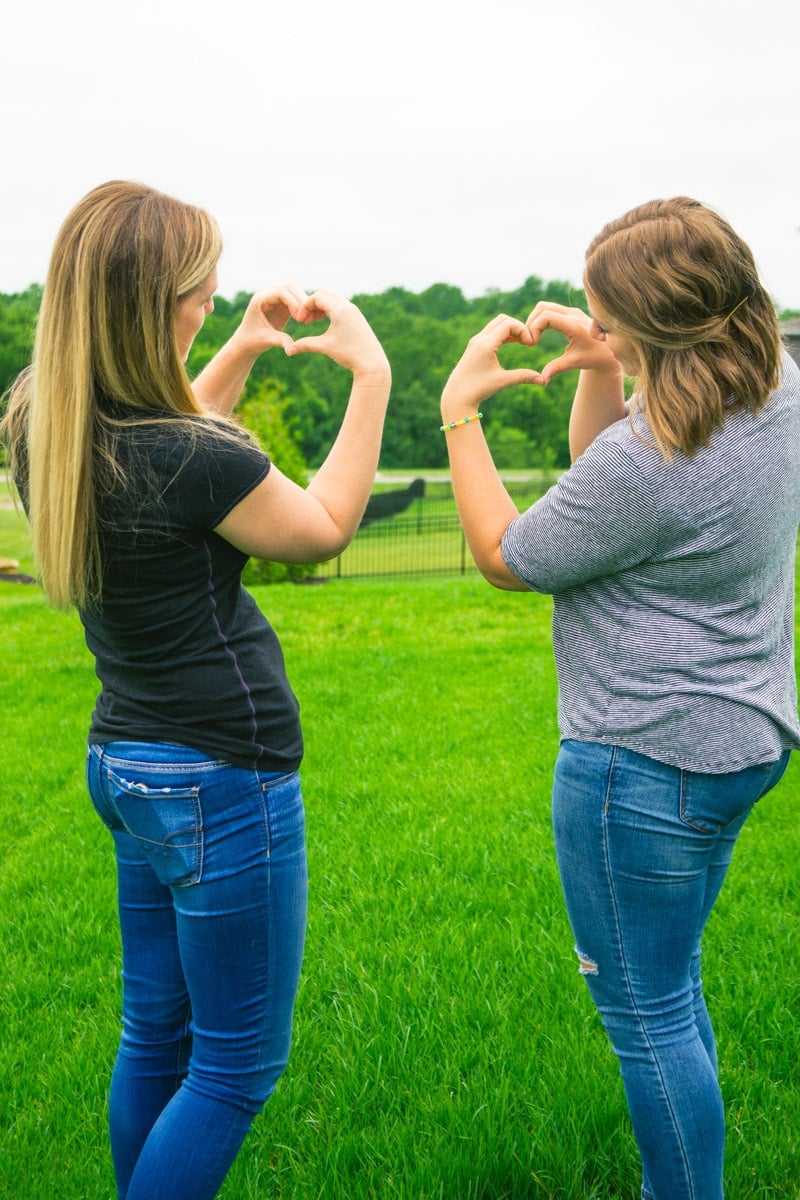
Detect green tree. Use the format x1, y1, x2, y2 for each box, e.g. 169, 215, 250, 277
0, 285, 41, 402
418, 282, 469, 320
237, 379, 317, 585
1, 274, 597, 472
487, 425, 538, 470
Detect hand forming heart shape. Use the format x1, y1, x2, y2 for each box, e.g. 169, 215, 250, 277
525, 301, 621, 384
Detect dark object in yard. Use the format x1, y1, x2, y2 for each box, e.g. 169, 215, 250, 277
359, 478, 425, 528
0, 557, 36, 585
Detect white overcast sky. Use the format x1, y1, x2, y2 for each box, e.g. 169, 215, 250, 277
3, 0, 799, 309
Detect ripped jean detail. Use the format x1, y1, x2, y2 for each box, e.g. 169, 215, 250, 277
552, 738, 789, 1200
574, 947, 599, 976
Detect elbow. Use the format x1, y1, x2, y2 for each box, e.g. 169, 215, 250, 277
309, 523, 359, 564
480, 565, 530, 591
473, 545, 530, 591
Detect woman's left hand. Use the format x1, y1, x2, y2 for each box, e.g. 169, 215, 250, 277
526, 301, 620, 382
441, 314, 543, 421
287, 289, 391, 380
230, 285, 312, 358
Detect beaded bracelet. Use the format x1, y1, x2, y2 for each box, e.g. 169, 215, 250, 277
440, 412, 484, 432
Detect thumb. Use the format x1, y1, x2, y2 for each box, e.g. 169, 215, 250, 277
540, 353, 577, 385
285, 333, 327, 357
505, 367, 545, 388
270, 331, 298, 354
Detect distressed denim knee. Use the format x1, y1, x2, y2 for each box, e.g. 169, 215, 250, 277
552, 738, 789, 1200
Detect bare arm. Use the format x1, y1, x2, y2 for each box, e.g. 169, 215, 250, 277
192, 286, 309, 416
440, 315, 541, 590
214, 290, 391, 563
568, 367, 627, 461
527, 301, 627, 461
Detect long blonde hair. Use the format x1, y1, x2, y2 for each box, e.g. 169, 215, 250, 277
2, 180, 222, 609
584, 197, 782, 458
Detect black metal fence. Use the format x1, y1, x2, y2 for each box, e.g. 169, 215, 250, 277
316, 476, 556, 580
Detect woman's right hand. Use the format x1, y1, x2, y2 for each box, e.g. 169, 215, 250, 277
228, 285, 311, 358
288, 290, 391, 381
214, 290, 390, 566
526, 301, 621, 384
440, 313, 541, 423
192, 286, 389, 416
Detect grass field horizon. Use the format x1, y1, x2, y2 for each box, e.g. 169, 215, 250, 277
2, 506, 799, 1197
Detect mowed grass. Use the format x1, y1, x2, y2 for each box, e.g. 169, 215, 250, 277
1, 510, 799, 1198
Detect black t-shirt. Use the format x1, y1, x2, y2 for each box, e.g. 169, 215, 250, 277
81, 408, 303, 771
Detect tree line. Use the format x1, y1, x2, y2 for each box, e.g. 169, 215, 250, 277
0, 277, 588, 472
3, 279, 798, 473
190, 277, 588, 470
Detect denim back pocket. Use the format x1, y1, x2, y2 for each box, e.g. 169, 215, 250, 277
679, 753, 791, 836
106, 765, 203, 887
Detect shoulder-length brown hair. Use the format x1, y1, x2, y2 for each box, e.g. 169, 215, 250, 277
584, 196, 782, 458
2, 180, 222, 609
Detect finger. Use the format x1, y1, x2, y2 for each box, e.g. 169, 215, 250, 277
253, 284, 308, 315
502, 367, 545, 388
285, 333, 328, 357
527, 300, 574, 318
269, 331, 298, 354
526, 304, 588, 345
294, 301, 332, 325
526, 310, 569, 339
475, 314, 534, 351
272, 283, 309, 310
295, 288, 343, 324
540, 352, 580, 384
300, 307, 331, 327
247, 295, 296, 334
282, 286, 313, 322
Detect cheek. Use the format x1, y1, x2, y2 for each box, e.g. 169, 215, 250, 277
174, 309, 202, 362
610, 335, 639, 368
178, 307, 203, 341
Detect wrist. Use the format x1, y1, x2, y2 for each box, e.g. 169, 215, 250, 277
440, 381, 481, 425
225, 329, 263, 368
440, 412, 483, 433
352, 358, 392, 388
583, 361, 625, 382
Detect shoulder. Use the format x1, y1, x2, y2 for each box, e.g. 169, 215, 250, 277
501, 423, 662, 592
774, 351, 800, 425
778, 347, 800, 390
102, 409, 270, 517
572, 411, 663, 505
110, 408, 265, 468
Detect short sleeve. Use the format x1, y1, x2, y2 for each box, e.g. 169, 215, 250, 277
164, 423, 271, 529
501, 437, 661, 593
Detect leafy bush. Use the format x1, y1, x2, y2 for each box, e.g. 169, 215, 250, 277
237, 380, 318, 585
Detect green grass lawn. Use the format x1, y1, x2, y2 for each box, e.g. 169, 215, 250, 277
2, 510, 799, 1198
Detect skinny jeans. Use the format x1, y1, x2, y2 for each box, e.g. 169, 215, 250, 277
86, 741, 308, 1200
551, 739, 789, 1200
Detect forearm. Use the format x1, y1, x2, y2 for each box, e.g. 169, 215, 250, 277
191, 335, 260, 415
440, 389, 526, 590
307, 366, 391, 544
569, 367, 626, 461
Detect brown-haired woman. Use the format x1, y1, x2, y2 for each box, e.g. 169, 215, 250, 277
439, 196, 799, 1199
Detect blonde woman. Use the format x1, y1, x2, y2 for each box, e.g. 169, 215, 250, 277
439, 197, 799, 1199
3, 180, 391, 1200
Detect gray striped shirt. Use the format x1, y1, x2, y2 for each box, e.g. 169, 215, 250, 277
501, 352, 800, 773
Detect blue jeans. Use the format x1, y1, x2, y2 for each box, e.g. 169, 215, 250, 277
86, 741, 308, 1200
552, 739, 790, 1200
